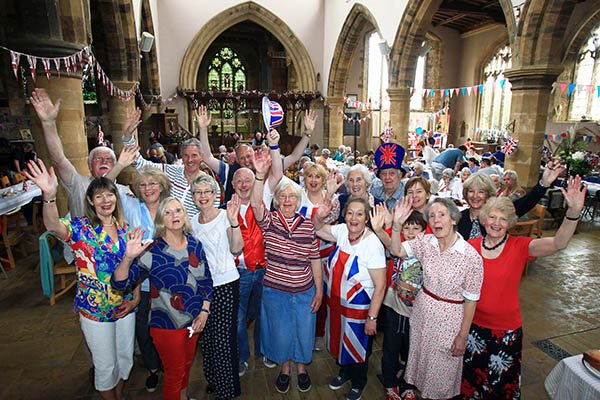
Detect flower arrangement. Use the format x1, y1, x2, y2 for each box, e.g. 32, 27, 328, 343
554, 126, 594, 177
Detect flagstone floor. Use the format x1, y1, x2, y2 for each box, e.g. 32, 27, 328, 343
0, 222, 598, 399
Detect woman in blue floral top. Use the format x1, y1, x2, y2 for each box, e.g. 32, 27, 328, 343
25, 159, 139, 400
112, 197, 212, 400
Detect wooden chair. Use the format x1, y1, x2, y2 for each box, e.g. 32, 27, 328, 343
40, 233, 77, 306
0, 207, 26, 269
509, 219, 538, 275
527, 204, 547, 238
13, 173, 25, 184
1, 175, 10, 188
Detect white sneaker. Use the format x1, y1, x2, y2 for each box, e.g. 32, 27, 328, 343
262, 356, 277, 368
314, 336, 325, 351
238, 361, 248, 376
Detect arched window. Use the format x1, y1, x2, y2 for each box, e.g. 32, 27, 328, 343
479, 45, 512, 130
207, 47, 247, 92
569, 25, 600, 120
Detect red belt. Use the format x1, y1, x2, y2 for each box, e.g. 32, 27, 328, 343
422, 286, 464, 304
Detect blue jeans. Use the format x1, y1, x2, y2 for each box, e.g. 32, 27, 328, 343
237, 268, 264, 363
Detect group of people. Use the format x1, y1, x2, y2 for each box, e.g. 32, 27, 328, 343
25, 86, 586, 400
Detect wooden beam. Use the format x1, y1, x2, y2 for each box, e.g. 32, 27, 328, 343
436, 13, 467, 27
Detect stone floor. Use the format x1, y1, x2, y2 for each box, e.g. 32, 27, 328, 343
0, 222, 598, 400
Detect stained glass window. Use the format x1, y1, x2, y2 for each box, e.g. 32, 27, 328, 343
208, 47, 246, 92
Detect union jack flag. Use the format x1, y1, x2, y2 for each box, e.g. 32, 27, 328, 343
325, 247, 371, 365
381, 126, 393, 142
97, 124, 106, 146
433, 132, 443, 149
379, 143, 398, 166
502, 136, 519, 155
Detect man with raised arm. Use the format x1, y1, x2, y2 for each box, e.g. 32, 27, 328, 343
30, 88, 129, 217
196, 105, 317, 202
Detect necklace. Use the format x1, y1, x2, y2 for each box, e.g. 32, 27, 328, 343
482, 233, 508, 251
101, 219, 114, 227
348, 228, 366, 244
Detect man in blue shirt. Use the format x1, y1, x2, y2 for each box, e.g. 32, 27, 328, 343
493, 145, 505, 167
431, 145, 467, 181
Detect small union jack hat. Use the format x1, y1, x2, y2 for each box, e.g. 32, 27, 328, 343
374, 142, 406, 174
262, 97, 284, 130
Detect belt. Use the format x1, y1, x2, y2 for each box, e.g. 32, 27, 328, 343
422, 286, 464, 304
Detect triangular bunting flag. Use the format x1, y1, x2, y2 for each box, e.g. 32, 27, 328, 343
472, 85, 478, 95
426, 89, 431, 97
461, 87, 467, 96
10, 50, 20, 80
598, 86, 600, 98
53, 58, 61, 77
41, 58, 51, 80
64, 57, 71, 75
478, 84, 483, 93
77, 51, 84, 70
71, 54, 78, 73
568, 84, 576, 97
26, 55, 37, 84
454, 88, 460, 96
467, 86, 472, 96
560, 83, 567, 95
586, 85, 592, 96
500, 79, 505, 89
551, 82, 557, 94
430, 89, 435, 97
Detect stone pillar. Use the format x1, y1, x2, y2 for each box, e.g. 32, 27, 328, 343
387, 87, 411, 148
503, 66, 562, 189
326, 97, 344, 150
108, 81, 138, 186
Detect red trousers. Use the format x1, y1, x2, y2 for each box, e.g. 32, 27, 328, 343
150, 327, 198, 400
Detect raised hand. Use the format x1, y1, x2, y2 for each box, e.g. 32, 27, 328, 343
267, 129, 280, 147
30, 88, 61, 123
561, 175, 586, 215
317, 197, 334, 220
252, 147, 272, 176
304, 109, 318, 132
125, 226, 151, 260
541, 159, 567, 187
124, 107, 142, 137
326, 169, 344, 195
24, 159, 58, 196
227, 194, 241, 225
369, 204, 387, 232
393, 196, 413, 227
117, 144, 140, 167
194, 105, 211, 129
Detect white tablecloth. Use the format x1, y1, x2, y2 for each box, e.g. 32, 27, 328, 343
545, 354, 600, 399
587, 183, 600, 197
0, 181, 42, 216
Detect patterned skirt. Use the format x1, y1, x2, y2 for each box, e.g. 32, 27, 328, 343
461, 323, 523, 400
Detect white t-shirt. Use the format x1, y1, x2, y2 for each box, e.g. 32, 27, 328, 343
191, 210, 239, 287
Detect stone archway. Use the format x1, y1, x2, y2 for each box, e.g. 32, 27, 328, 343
179, 2, 316, 92
561, 8, 600, 65
325, 3, 381, 148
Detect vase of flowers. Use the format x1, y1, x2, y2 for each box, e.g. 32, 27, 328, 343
554, 127, 594, 177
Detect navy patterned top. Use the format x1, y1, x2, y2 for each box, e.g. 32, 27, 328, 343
111, 234, 212, 329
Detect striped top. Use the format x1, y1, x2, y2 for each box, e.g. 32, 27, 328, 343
257, 205, 319, 293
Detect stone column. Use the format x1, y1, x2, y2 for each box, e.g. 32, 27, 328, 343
503, 66, 562, 189
108, 81, 138, 186
326, 96, 344, 150
387, 87, 411, 148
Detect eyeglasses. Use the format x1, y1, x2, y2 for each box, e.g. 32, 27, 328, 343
277, 194, 296, 200
139, 182, 159, 189
92, 156, 114, 163
193, 190, 214, 197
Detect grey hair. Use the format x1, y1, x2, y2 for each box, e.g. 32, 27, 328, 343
442, 168, 455, 179
272, 178, 303, 211
190, 174, 218, 195
180, 138, 202, 156
345, 146, 351, 152
460, 167, 471, 179
413, 161, 425, 172
88, 146, 116, 167
345, 156, 355, 166
423, 197, 461, 231
346, 164, 373, 190
153, 197, 192, 238
503, 170, 518, 181
322, 148, 331, 156
480, 197, 518, 228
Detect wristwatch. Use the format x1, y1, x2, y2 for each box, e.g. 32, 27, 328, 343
304, 131, 312, 138
367, 315, 377, 321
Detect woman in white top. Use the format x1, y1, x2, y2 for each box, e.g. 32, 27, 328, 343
438, 168, 462, 200
191, 174, 243, 399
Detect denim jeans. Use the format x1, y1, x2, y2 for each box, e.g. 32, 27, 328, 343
237, 267, 264, 363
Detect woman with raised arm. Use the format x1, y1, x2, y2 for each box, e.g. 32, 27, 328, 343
111, 197, 212, 400
313, 196, 386, 400
387, 196, 484, 399
190, 174, 243, 399
25, 159, 138, 400
250, 147, 323, 394
461, 176, 586, 399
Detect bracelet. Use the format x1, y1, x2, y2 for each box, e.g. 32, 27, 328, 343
255, 176, 264, 181
269, 145, 280, 150
43, 198, 56, 204
457, 334, 468, 341
304, 131, 312, 138
565, 214, 580, 221
367, 315, 377, 321
539, 180, 550, 188
201, 308, 210, 315
230, 223, 240, 229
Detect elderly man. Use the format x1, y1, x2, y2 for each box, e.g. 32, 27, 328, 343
30, 88, 129, 217
478, 156, 503, 176
430, 145, 468, 181
317, 148, 331, 170
197, 105, 316, 202
370, 143, 406, 210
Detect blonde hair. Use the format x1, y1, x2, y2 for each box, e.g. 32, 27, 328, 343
132, 167, 171, 201
153, 197, 192, 238
479, 197, 518, 228
302, 162, 327, 189
462, 173, 497, 202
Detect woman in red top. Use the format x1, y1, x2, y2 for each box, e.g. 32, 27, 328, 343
461, 176, 586, 399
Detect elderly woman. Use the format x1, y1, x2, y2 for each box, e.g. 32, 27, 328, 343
411, 161, 430, 180
25, 160, 138, 400
337, 164, 383, 223
388, 197, 484, 399
437, 168, 462, 199
498, 170, 525, 200
313, 196, 386, 400
112, 197, 213, 400
190, 175, 243, 399
461, 177, 585, 399
117, 165, 171, 391
250, 149, 323, 394
457, 161, 564, 240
